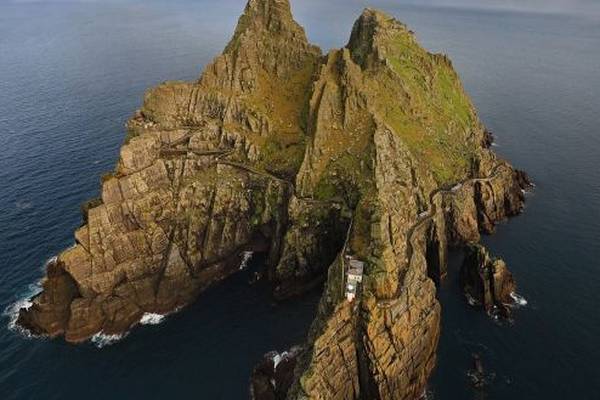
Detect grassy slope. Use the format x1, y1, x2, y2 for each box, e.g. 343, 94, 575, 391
367, 23, 481, 184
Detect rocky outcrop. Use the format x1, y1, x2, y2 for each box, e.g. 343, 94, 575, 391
460, 244, 517, 317
482, 130, 494, 148
17, 0, 318, 343
250, 347, 303, 400
17, 1, 529, 399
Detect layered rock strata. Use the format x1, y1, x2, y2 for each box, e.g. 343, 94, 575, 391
17, 1, 529, 399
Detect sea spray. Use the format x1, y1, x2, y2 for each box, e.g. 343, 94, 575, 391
2, 255, 55, 335
43, 255, 58, 271
139, 313, 166, 325
509, 292, 528, 307
4, 280, 43, 337
91, 332, 127, 348
91, 311, 174, 348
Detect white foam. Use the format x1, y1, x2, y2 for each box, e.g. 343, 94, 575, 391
272, 353, 283, 369
271, 351, 290, 370
510, 292, 528, 307
239, 251, 254, 270
91, 310, 175, 348
4, 280, 44, 337
91, 332, 127, 348
44, 255, 58, 269
4, 255, 59, 336
4, 298, 33, 332
139, 313, 165, 325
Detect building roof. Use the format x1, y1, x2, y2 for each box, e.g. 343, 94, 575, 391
348, 259, 364, 275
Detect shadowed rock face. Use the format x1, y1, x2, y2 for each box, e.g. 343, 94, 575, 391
18, 1, 529, 399
461, 244, 517, 318
251, 347, 303, 400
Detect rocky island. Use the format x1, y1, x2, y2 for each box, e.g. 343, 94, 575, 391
17, 0, 530, 398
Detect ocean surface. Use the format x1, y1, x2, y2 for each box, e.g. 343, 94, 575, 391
1, 1, 599, 399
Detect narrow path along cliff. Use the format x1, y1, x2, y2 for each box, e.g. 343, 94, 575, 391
14, 1, 531, 399
378, 162, 512, 308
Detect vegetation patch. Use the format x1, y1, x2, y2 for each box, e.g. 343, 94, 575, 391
366, 28, 479, 184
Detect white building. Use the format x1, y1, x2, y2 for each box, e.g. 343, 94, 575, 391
345, 258, 365, 302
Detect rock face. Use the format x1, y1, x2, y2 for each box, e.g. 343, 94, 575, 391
18, 1, 529, 399
460, 244, 517, 317
250, 347, 303, 400
18, 0, 319, 342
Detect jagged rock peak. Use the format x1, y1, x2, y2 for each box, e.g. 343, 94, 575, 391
200, 0, 320, 92
224, 0, 311, 53
357, 7, 397, 25
245, 0, 294, 25
347, 8, 412, 68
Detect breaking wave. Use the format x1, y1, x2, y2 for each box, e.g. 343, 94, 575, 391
92, 307, 183, 348
91, 332, 127, 348
4, 254, 59, 336
4, 280, 44, 337
43, 255, 58, 270
510, 292, 528, 307
139, 313, 165, 325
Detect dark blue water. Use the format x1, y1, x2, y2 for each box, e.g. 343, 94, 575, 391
1, 1, 599, 399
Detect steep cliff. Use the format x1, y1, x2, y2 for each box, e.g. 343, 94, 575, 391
277, 9, 529, 400
17, 1, 529, 399
17, 0, 321, 342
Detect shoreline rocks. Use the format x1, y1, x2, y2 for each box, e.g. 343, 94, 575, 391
460, 244, 517, 318
250, 347, 303, 400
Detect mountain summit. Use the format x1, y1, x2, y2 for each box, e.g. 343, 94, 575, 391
226, 0, 308, 47
17, 1, 529, 399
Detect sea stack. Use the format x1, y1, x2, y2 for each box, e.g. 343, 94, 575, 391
461, 244, 517, 317
18, 1, 529, 398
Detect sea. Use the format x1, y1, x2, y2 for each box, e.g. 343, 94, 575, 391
1, 1, 599, 399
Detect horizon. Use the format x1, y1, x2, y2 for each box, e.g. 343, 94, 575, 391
3, 0, 600, 18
